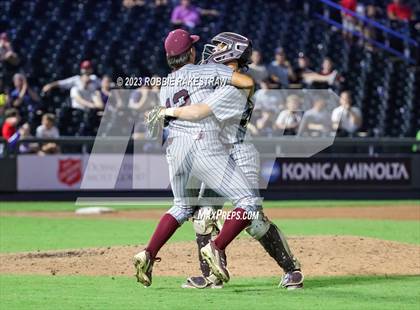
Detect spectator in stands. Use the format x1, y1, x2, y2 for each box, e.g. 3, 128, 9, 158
171, 0, 219, 30
0, 100, 5, 130
70, 73, 97, 111
129, 83, 160, 139
275, 94, 303, 135
154, 0, 168, 6
123, 0, 167, 8
298, 97, 332, 136
93, 75, 113, 110
387, 0, 414, 21
340, 0, 358, 42
129, 84, 159, 111
247, 50, 269, 88
0, 81, 7, 129
42, 60, 100, 94
36, 113, 60, 154
331, 91, 362, 136
303, 57, 340, 89
1, 108, 20, 140
254, 79, 283, 113
362, 4, 380, 51
18, 123, 39, 154
123, 0, 146, 8
0, 33, 19, 66
268, 47, 295, 88
36, 113, 60, 138
0, 33, 20, 86
253, 80, 283, 136
9, 73, 41, 122
293, 52, 312, 86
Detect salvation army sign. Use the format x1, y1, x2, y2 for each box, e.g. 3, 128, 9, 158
58, 158, 82, 186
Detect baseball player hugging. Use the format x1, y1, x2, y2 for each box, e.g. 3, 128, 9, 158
134, 29, 303, 290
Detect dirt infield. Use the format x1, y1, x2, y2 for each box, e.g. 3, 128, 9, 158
1, 204, 419, 279
1, 204, 419, 221
1, 236, 419, 278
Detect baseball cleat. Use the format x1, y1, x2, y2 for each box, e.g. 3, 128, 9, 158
133, 250, 160, 287
181, 275, 223, 289
279, 270, 304, 290
200, 241, 230, 283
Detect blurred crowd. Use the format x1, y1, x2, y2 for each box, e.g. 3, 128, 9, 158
339, 0, 419, 50
0, 49, 362, 156
1, 0, 417, 154
245, 47, 362, 138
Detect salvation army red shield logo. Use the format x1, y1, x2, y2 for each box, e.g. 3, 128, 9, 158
58, 158, 82, 186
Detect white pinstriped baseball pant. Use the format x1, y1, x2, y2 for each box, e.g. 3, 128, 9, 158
198, 142, 261, 208
166, 133, 259, 224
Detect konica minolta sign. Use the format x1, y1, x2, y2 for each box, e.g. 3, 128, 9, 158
263, 157, 412, 187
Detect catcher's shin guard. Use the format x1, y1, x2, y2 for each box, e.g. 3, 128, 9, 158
258, 223, 301, 273
196, 233, 212, 277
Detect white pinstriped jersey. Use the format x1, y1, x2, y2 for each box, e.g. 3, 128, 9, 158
159, 63, 233, 138
198, 85, 260, 206
205, 85, 254, 144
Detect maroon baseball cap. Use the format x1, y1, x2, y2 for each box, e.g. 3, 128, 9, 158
80, 60, 92, 69
164, 29, 200, 57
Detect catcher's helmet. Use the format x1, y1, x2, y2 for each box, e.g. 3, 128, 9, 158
201, 32, 252, 68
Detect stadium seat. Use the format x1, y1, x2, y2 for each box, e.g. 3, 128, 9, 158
1, 0, 417, 137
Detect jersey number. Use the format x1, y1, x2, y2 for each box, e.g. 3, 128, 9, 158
166, 89, 191, 108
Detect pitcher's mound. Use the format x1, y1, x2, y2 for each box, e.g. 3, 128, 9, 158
1, 236, 419, 277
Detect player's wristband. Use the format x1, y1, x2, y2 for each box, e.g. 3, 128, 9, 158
165, 107, 176, 118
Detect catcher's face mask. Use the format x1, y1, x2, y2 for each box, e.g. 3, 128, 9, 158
200, 44, 216, 64
200, 43, 227, 64
200, 32, 252, 65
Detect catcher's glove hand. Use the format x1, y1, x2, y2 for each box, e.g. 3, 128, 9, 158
146, 106, 166, 138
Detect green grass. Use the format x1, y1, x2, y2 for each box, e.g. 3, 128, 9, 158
0, 201, 419, 309
0, 201, 171, 212
0, 275, 419, 310
273, 219, 420, 245
0, 200, 418, 212
0, 217, 194, 253
263, 200, 420, 209
1, 216, 419, 253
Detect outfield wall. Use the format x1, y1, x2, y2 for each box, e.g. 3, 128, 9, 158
1, 154, 419, 200
8, 154, 418, 191
1, 137, 419, 199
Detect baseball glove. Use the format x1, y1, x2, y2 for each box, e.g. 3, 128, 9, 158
146, 106, 165, 138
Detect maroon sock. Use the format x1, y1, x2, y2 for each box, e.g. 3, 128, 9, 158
145, 213, 179, 258
214, 208, 251, 251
